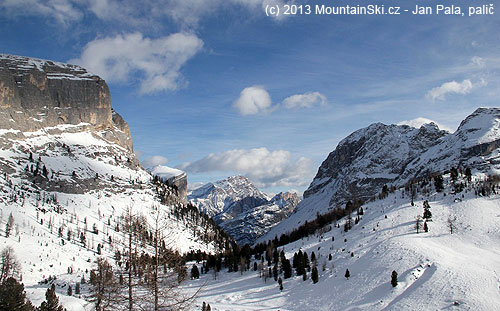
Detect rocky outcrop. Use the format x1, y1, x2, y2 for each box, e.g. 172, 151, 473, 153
221, 191, 299, 246
0, 54, 132, 151
149, 165, 188, 202
189, 176, 300, 245
304, 122, 448, 206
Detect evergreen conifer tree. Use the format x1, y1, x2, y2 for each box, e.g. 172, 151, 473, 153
283, 259, 292, 279
0, 277, 34, 311
345, 269, 350, 279
391, 270, 398, 287
311, 266, 319, 284
38, 284, 65, 311
191, 264, 200, 279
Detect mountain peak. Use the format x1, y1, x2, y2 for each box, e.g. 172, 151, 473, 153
0, 53, 133, 151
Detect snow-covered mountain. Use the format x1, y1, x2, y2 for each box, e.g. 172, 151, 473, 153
0, 54, 230, 308
261, 107, 500, 242
189, 176, 299, 245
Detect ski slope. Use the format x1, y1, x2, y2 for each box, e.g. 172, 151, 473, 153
185, 179, 500, 310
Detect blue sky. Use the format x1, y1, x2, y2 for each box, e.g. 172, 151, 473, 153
1, 0, 499, 194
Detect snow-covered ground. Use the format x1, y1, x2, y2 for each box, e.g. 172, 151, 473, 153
0, 124, 221, 309
185, 180, 500, 310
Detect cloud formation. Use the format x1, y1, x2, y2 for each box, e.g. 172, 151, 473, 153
234, 86, 327, 115
142, 155, 169, 168
427, 79, 473, 101
180, 147, 313, 188
1, 0, 292, 28
397, 117, 454, 133
233, 86, 273, 115
70, 32, 203, 94
282, 91, 327, 109
1, 0, 82, 25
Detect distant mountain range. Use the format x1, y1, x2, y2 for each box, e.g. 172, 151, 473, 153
189, 176, 299, 245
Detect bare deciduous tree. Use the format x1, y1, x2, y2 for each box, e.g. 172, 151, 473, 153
89, 258, 122, 311
0, 246, 21, 283
447, 217, 456, 234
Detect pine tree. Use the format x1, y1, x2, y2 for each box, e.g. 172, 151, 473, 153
191, 264, 200, 279
423, 200, 432, 220
278, 277, 283, 291
38, 284, 65, 311
465, 168, 472, 182
345, 269, 350, 279
74, 283, 80, 295
66, 286, 72, 297
434, 175, 444, 192
424, 221, 428, 233
0, 277, 34, 311
311, 266, 319, 284
391, 270, 398, 287
450, 167, 458, 182
282, 259, 292, 279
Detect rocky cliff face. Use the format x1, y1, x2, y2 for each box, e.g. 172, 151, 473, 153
0, 54, 132, 151
304, 121, 448, 206
221, 191, 300, 246
189, 176, 299, 245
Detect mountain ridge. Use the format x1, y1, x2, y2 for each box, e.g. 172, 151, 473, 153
189, 175, 299, 245
261, 107, 500, 243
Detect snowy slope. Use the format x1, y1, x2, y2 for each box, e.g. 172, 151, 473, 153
185, 175, 500, 310
0, 123, 226, 310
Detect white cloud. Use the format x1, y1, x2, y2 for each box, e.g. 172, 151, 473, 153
397, 117, 454, 132
233, 86, 273, 115
1, 0, 82, 24
234, 87, 327, 115
470, 56, 485, 68
180, 147, 313, 188
69, 32, 203, 94
282, 91, 327, 109
142, 155, 169, 168
0, 0, 293, 28
427, 79, 474, 101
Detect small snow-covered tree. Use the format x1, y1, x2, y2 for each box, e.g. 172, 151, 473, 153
422, 201, 432, 220
391, 270, 398, 287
